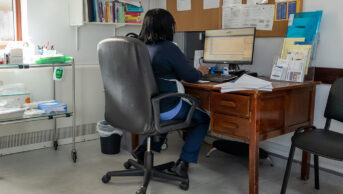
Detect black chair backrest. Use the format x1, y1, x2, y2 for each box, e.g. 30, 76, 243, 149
324, 78, 343, 123
98, 37, 158, 135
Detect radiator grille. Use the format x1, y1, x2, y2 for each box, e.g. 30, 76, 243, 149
0, 123, 96, 150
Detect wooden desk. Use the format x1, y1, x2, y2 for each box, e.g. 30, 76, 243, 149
183, 79, 320, 194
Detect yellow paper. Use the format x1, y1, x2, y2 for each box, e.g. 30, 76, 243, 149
285, 45, 312, 74
281, 38, 305, 59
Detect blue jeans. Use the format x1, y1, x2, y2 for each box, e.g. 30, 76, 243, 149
143, 100, 210, 163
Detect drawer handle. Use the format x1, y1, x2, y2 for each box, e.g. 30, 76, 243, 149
220, 101, 237, 108
222, 121, 239, 129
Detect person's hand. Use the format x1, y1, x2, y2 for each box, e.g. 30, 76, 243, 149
197, 66, 209, 76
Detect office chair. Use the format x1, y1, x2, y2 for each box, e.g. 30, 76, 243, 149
281, 78, 343, 194
97, 37, 200, 194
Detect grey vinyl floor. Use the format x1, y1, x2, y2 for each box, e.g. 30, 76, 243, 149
0, 133, 343, 194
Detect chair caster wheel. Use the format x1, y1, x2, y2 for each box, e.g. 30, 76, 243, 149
136, 186, 146, 194
102, 175, 111, 183
71, 150, 77, 163
53, 141, 58, 150
124, 161, 132, 169
179, 181, 189, 191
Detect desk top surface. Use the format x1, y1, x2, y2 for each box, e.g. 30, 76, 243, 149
183, 78, 321, 94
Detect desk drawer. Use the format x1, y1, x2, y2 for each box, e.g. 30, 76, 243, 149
212, 113, 250, 140
185, 88, 210, 110
211, 93, 250, 118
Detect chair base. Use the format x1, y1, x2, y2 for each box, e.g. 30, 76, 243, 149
102, 152, 189, 194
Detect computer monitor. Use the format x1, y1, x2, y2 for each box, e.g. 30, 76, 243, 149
203, 28, 256, 65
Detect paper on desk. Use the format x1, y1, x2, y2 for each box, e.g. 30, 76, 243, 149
215, 74, 273, 93
204, 0, 220, 9
222, 4, 275, 31
223, 0, 242, 7
177, 0, 191, 11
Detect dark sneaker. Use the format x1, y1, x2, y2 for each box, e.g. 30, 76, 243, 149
131, 145, 146, 165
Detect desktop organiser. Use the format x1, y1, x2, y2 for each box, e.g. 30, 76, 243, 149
0, 60, 77, 163
167, 0, 303, 37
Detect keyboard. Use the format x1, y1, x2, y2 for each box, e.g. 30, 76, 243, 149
201, 74, 238, 83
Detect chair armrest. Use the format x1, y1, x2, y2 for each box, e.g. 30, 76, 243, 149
152, 93, 200, 134
295, 125, 317, 134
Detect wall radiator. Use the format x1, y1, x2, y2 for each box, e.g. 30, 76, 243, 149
0, 123, 98, 155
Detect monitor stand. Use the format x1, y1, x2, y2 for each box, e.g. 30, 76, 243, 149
228, 64, 258, 77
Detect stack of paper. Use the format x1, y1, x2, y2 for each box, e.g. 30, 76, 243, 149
215, 74, 273, 93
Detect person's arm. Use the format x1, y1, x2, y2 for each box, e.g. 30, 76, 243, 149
166, 43, 202, 83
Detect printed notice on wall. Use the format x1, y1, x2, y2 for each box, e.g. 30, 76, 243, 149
247, 0, 268, 5
223, 0, 242, 7
222, 4, 275, 31
177, 0, 191, 11
204, 0, 220, 9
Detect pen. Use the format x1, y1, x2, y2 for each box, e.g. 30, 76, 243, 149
46, 41, 50, 50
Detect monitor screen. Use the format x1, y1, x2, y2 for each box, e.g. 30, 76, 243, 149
203, 28, 256, 64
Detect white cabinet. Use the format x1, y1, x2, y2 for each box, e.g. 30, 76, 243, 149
69, 0, 84, 26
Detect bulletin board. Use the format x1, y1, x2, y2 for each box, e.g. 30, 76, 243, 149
167, 0, 303, 37
166, 0, 223, 32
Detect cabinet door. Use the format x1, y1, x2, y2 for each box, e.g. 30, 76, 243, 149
69, 0, 83, 26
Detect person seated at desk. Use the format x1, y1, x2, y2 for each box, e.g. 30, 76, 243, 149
131, 8, 210, 178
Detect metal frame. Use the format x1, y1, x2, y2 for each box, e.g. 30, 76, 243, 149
0, 60, 77, 162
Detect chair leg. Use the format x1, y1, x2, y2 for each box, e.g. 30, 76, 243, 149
154, 161, 175, 171
314, 154, 320, 190
281, 145, 296, 194
206, 147, 218, 158
136, 147, 154, 193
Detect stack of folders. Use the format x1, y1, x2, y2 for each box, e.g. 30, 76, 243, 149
124, 4, 143, 24
214, 74, 273, 93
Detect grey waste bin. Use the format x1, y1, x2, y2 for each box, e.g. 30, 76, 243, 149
97, 120, 123, 155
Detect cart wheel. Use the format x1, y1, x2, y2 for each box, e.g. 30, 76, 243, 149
71, 150, 77, 163
102, 174, 111, 183
53, 141, 58, 150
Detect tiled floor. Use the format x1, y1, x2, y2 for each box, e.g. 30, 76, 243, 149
0, 133, 342, 194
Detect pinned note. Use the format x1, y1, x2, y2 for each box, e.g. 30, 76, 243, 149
177, 0, 191, 11
222, 4, 275, 31
223, 0, 242, 7
204, 0, 220, 9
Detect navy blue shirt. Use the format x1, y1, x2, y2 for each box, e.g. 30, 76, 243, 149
146, 40, 202, 113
